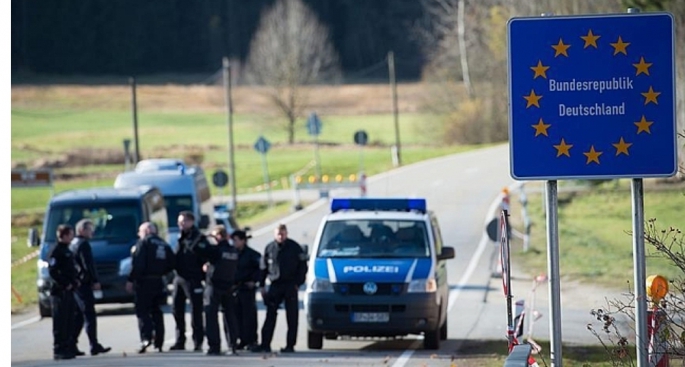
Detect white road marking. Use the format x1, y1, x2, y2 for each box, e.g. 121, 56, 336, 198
11, 316, 41, 330
391, 183, 519, 367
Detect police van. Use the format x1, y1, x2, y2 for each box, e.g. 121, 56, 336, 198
114, 158, 214, 251
304, 198, 455, 350
29, 186, 168, 317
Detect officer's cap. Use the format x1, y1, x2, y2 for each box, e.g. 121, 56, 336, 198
230, 230, 251, 240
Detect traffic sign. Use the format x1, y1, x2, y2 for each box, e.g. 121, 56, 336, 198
306, 112, 322, 136
499, 210, 510, 297
354, 130, 368, 146
212, 170, 229, 188
508, 13, 676, 180
253, 136, 271, 154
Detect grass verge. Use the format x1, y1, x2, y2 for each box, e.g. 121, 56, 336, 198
508, 179, 685, 289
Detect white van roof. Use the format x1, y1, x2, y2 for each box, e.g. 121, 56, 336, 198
134, 158, 198, 175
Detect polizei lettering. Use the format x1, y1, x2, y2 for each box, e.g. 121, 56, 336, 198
343, 265, 400, 273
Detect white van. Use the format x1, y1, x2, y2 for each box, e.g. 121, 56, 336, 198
114, 159, 214, 250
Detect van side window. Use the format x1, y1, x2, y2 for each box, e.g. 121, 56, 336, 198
145, 201, 169, 242
430, 214, 443, 255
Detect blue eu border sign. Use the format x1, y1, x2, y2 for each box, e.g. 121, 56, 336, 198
508, 13, 676, 180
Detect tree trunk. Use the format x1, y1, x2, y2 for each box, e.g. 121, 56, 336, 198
457, 0, 473, 99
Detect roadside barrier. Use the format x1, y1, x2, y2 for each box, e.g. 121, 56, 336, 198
12, 249, 40, 268
360, 172, 367, 197
648, 307, 669, 367
646, 274, 670, 367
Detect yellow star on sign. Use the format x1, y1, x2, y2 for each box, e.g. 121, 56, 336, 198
633, 57, 652, 76
581, 29, 600, 49
532, 118, 551, 137
523, 89, 542, 108
610, 36, 630, 56
634, 115, 653, 134
551, 38, 571, 57
612, 137, 633, 156
553, 138, 573, 157
530, 60, 550, 79
641, 86, 661, 105
583, 146, 603, 165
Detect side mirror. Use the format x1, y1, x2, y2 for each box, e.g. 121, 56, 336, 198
27, 228, 40, 247
199, 214, 210, 229
438, 246, 455, 261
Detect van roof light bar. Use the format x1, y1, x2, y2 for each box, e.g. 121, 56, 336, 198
330, 198, 426, 213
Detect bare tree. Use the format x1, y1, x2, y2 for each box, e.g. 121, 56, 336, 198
245, 0, 341, 144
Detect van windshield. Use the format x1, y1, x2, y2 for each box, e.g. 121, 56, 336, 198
45, 202, 141, 242
317, 220, 429, 258
164, 195, 193, 228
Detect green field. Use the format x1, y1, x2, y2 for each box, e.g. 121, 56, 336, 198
509, 180, 685, 289
11, 102, 482, 313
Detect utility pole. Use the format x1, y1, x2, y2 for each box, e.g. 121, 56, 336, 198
223, 57, 238, 213
388, 51, 401, 166
130, 77, 140, 163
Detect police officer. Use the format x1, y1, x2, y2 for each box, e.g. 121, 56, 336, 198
170, 211, 208, 351
251, 224, 308, 353
49, 224, 79, 360
126, 222, 175, 353
70, 219, 111, 356
230, 229, 261, 350
195, 225, 239, 356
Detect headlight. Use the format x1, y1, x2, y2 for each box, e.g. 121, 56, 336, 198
407, 278, 437, 293
119, 257, 133, 277
37, 260, 51, 287
37, 259, 50, 277
308, 278, 334, 293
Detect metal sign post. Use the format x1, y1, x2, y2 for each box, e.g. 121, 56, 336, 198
253, 136, 273, 207
354, 130, 369, 175
307, 112, 323, 180
545, 180, 562, 364
508, 11, 676, 367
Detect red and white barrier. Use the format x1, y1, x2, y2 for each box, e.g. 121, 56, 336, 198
648, 306, 669, 367
359, 173, 367, 197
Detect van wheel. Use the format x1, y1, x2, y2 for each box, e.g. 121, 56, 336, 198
39, 302, 52, 318
440, 318, 448, 340
308, 331, 323, 350
424, 325, 440, 350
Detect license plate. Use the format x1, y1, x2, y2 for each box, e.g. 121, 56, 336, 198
351, 312, 389, 323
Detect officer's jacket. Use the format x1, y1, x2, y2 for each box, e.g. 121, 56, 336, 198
129, 234, 175, 282
48, 241, 79, 292
235, 246, 261, 288
259, 238, 308, 286
70, 236, 100, 285
175, 226, 208, 281
195, 239, 238, 290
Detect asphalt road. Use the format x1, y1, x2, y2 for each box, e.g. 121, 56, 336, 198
10, 144, 630, 366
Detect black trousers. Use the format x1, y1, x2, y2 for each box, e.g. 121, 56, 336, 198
73, 284, 99, 349
204, 285, 238, 352
260, 282, 299, 349
171, 276, 204, 347
134, 278, 166, 348
51, 289, 76, 355
234, 288, 258, 346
